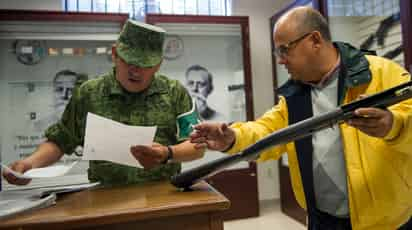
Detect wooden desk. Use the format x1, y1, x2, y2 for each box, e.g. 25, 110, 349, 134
0, 181, 230, 230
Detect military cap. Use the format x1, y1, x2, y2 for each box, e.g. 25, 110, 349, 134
116, 19, 166, 68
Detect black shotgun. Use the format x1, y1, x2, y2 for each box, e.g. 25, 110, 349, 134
171, 81, 412, 189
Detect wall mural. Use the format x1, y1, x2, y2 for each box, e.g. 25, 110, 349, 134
359, 12, 402, 60
1, 39, 111, 167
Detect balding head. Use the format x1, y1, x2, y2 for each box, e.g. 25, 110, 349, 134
274, 6, 331, 42
273, 7, 338, 83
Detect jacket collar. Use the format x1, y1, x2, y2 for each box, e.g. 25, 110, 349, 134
278, 42, 373, 104
334, 42, 372, 87
334, 42, 373, 104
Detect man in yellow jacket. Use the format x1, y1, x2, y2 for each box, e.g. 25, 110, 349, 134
190, 6, 412, 230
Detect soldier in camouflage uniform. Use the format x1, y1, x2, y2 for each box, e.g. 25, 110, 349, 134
3, 20, 204, 186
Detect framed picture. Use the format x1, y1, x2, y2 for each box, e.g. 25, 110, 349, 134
163, 34, 184, 60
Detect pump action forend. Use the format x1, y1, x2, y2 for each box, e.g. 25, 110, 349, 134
171, 81, 412, 189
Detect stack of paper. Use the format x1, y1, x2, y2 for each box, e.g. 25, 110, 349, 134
0, 182, 100, 220
1, 162, 78, 180
0, 193, 56, 220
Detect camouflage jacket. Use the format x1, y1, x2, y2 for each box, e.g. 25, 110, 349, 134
45, 69, 194, 186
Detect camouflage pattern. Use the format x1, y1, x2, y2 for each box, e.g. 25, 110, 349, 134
116, 20, 165, 68
45, 68, 197, 186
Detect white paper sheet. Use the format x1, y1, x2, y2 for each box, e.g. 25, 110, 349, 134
82, 112, 156, 168
1, 162, 78, 179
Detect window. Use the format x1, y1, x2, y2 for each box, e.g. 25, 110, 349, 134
327, 0, 404, 66
63, 0, 232, 20
328, 0, 399, 16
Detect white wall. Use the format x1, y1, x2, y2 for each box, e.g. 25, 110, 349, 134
0, 0, 61, 10
232, 0, 293, 201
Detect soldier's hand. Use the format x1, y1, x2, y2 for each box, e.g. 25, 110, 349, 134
130, 142, 168, 170
2, 160, 32, 185
347, 107, 393, 138
190, 122, 236, 151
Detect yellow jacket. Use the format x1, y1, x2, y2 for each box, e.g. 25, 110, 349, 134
228, 45, 412, 229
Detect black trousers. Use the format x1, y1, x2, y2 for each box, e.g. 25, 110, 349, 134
398, 216, 412, 230
308, 209, 351, 230
308, 210, 412, 230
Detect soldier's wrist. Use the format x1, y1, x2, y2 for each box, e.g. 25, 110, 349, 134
161, 145, 174, 164
20, 159, 34, 170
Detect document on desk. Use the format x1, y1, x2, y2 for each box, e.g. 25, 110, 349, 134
82, 112, 156, 168
0, 193, 56, 220
1, 162, 78, 179
0, 182, 100, 220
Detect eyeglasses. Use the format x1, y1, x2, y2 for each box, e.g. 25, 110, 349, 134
273, 32, 312, 58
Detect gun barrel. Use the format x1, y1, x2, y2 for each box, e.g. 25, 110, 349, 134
171, 81, 412, 189
170, 153, 243, 188
171, 108, 344, 188
341, 81, 412, 113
